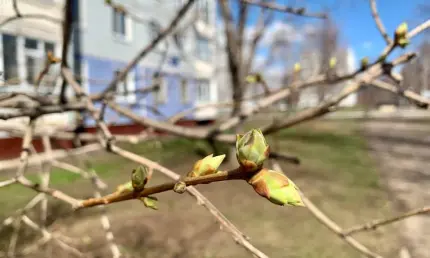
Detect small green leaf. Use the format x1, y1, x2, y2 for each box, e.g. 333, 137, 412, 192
116, 181, 133, 193
139, 196, 158, 210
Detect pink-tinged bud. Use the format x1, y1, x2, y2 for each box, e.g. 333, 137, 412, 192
248, 169, 305, 207
187, 154, 225, 177
236, 129, 270, 171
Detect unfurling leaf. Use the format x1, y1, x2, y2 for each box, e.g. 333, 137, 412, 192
248, 168, 305, 207
187, 154, 226, 177
131, 165, 150, 191
236, 129, 269, 171
173, 181, 187, 194
116, 181, 133, 193
395, 22, 408, 38
139, 196, 158, 210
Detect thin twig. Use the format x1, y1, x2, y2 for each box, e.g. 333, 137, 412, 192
271, 162, 382, 258
342, 206, 430, 236
241, 0, 327, 19
369, 0, 392, 45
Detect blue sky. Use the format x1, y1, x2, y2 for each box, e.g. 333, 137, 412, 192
219, 0, 429, 73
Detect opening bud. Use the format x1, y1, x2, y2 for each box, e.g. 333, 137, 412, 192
131, 165, 150, 192
187, 154, 225, 177
248, 169, 305, 207
236, 129, 269, 171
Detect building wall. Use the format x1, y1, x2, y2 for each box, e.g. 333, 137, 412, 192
78, 0, 218, 122
0, 0, 77, 138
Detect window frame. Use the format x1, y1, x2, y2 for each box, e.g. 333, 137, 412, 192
0, 33, 58, 89
180, 77, 189, 104
195, 79, 211, 102
196, 34, 210, 62
24, 37, 44, 85
112, 8, 132, 43
115, 70, 136, 104
196, 0, 209, 24
154, 73, 167, 105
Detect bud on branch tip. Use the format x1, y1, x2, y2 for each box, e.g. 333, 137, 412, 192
236, 129, 269, 171
187, 154, 225, 177
248, 169, 305, 207
395, 22, 409, 48
131, 165, 150, 192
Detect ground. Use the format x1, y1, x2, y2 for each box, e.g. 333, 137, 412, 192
362, 121, 430, 258
0, 121, 405, 257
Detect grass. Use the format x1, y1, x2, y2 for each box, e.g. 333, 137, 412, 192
0, 121, 400, 258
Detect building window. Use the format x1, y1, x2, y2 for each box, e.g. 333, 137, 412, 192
196, 35, 210, 61
24, 37, 42, 85
44, 42, 55, 55
153, 73, 167, 104
2, 34, 18, 82
1, 34, 56, 87
197, 0, 209, 23
112, 8, 131, 41
180, 78, 189, 103
196, 80, 210, 102
115, 70, 136, 103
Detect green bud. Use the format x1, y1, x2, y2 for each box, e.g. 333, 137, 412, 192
329, 57, 337, 69
187, 154, 226, 177
360, 57, 369, 70
254, 73, 262, 82
397, 38, 409, 49
173, 181, 187, 194
236, 129, 270, 171
131, 165, 150, 192
245, 74, 258, 83
395, 22, 408, 38
294, 63, 301, 72
139, 196, 158, 210
377, 54, 387, 63
248, 169, 305, 207
116, 181, 133, 193
395, 22, 409, 48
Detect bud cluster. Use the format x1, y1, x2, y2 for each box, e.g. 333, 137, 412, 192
236, 129, 305, 207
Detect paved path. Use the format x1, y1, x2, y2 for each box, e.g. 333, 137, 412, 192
362, 121, 430, 258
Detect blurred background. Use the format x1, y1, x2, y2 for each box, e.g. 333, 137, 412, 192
0, 0, 430, 257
